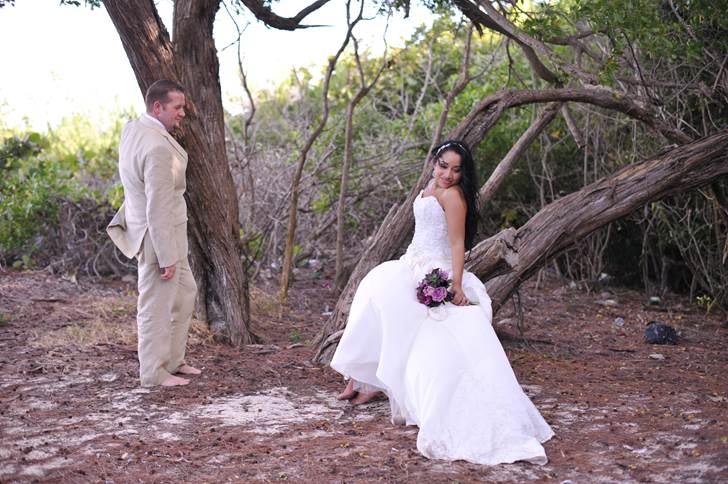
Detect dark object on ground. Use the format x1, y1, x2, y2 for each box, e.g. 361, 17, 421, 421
644, 321, 678, 345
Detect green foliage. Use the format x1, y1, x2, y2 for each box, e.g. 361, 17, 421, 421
0, 113, 127, 262
570, 0, 728, 80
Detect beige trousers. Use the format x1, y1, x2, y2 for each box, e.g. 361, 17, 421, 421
136, 222, 197, 386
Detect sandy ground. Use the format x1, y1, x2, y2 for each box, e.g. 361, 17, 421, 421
0, 268, 727, 483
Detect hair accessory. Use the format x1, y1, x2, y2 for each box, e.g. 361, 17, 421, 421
435, 140, 466, 157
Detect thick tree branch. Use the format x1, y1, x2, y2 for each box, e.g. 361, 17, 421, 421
470, 129, 728, 309
456, 86, 693, 148
240, 0, 330, 30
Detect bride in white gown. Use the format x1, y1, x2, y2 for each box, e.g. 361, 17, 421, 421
330, 140, 554, 465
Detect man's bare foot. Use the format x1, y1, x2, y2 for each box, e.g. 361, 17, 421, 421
175, 364, 201, 375
350, 391, 381, 406
161, 375, 189, 387
337, 380, 358, 400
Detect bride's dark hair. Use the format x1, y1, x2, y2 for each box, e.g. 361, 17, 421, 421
430, 139, 480, 251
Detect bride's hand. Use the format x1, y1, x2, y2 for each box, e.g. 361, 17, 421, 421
451, 285, 469, 306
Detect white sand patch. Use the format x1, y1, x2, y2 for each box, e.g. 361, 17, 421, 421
18, 376, 95, 392
19, 457, 74, 477
99, 372, 118, 383
2, 425, 27, 435
152, 431, 181, 441
283, 429, 333, 443
676, 442, 698, 450
23, 397, 56, 410
0, 465, 16, 478
25, 449, 57, 460
164, 387, 345, 433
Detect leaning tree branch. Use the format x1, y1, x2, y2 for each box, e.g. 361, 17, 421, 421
469, 129, 728, 310
456, 86, 693, 148
478, 102, 562, 206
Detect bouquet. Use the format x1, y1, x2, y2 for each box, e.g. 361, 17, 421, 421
416, 268, 453, 307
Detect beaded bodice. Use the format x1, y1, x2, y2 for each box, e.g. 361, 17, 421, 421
401, 192, 452, 273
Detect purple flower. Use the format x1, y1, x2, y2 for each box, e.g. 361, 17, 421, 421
415, 267, 453, 308
431, 286, 447, 302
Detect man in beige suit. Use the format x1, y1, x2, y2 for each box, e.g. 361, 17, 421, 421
107, 79, 200, 387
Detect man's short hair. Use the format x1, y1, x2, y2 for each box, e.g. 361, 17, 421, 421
145, 80, 185, 110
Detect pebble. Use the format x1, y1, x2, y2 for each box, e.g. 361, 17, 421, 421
495, 318, 514, 326
597, 299, 619, 307
649, 353, 666, 360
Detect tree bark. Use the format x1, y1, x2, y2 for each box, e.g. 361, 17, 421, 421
315, 129, 728, 362
104, 0, 253, 344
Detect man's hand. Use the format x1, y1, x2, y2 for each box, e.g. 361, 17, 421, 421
160, 265, 176, 280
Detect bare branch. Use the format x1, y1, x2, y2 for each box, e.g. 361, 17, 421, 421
279, 0, 363, 302
478, 102, 561, 206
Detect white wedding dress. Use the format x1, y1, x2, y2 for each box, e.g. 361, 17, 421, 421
331, 191, 554, 465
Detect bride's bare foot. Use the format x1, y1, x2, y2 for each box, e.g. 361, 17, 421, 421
350, 391, 381, 406
161, 375, 189, 387
175, 364, 201, 375
337, 380, 358, 400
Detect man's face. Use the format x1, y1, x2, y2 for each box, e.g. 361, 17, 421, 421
153, 91, 186, 131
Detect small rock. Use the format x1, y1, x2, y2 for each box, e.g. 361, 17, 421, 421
613, 317, 625, 328
644, 321, 678, 345
648, 296, 661, 306
597, 299, 619, 307
649, 353, 666, 360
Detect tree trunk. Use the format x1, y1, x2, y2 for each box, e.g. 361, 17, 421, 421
315, 126, 726, 362
103, 0, 254, 344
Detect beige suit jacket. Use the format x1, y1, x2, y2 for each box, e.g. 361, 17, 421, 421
107, 116, 189, 268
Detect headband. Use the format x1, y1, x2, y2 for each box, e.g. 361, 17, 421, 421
434, 140, 467, 157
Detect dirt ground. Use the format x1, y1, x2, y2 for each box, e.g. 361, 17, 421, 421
0, 268, 727, 483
